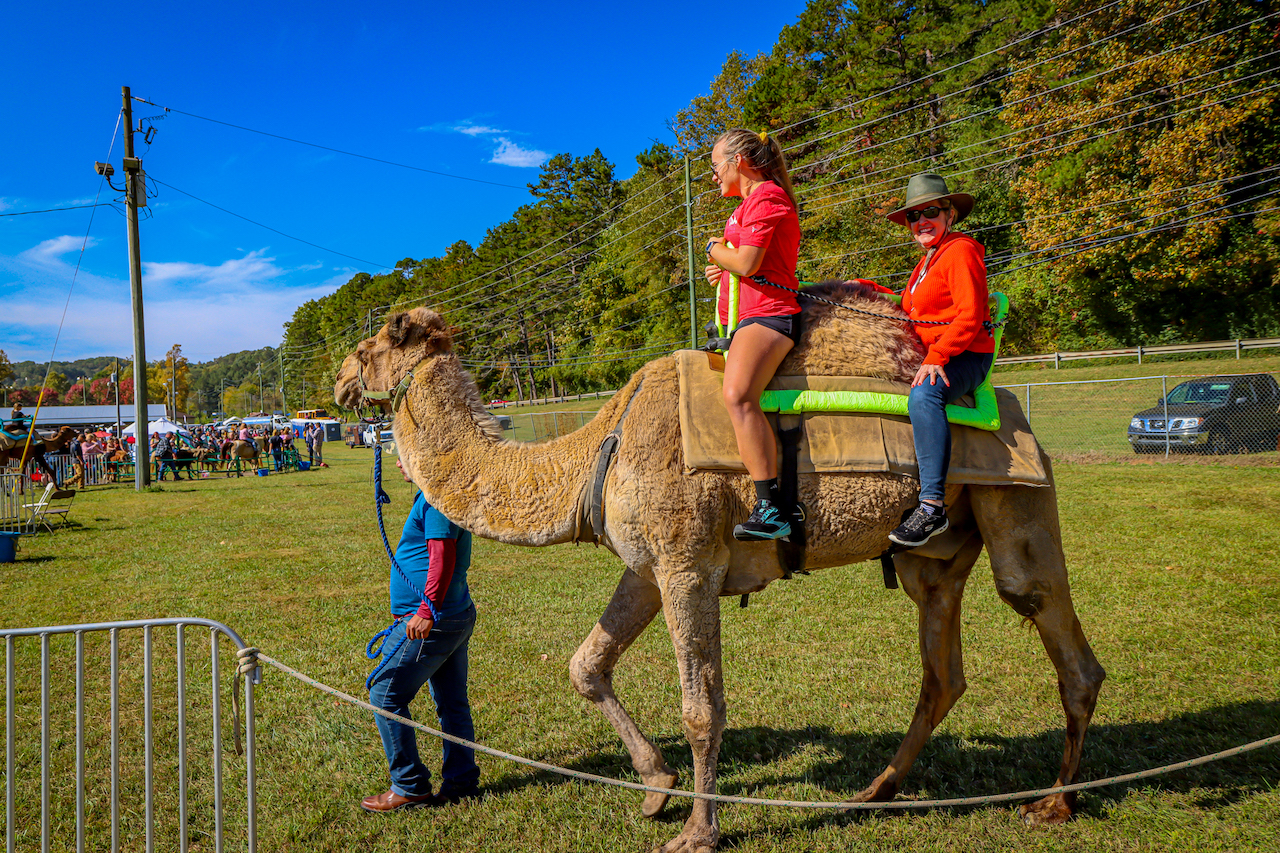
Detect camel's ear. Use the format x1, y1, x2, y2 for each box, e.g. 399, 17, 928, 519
386, 312, 412, 348
421, 313, 453, 353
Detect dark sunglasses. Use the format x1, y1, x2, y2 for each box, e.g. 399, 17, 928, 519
904, 201, 951, 223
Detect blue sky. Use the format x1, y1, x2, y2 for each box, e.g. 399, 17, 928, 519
1, 0, 808, 365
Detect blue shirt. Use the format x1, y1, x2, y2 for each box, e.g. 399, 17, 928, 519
389, 491, 473, 619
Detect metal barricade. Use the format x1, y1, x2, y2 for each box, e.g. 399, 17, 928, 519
2, 618, 259, 853
0, 472, 29, 534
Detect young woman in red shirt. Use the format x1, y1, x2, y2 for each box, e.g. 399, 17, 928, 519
885, 173, 996, 547
704, 128, 802, 541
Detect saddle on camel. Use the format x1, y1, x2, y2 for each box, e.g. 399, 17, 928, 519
335, 290, 1103, 853
0, 419, 78, 498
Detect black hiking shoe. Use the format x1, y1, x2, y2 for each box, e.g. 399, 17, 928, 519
888, 503, 949, 548
733, 499, 792, 541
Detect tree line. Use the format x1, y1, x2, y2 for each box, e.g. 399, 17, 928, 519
280, 0, 1279, 410
1, 345, 281, 420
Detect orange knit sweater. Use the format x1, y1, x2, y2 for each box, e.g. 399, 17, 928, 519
901, 232, 994, 366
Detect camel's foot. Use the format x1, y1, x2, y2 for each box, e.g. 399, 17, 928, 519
651, 820, 718, 853
845, 775, 897, 806
641, 767, 679, 819
1018, 792, 1074, 827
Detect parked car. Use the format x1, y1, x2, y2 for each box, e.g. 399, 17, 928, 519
1127, 373, 1280, 454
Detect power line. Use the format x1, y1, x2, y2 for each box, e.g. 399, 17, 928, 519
149, 176, 397, 270
0, 203, 118, 217
799, 75, 1280, 219
130, 97, 530, 191
790, 13, 1280, 198
767, 0, 1131, 145
780, 0, 1217, 168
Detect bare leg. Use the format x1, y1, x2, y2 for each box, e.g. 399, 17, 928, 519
971, 478, 1105, 825
569, 569, 678, 818
721, 323, 794, 481
851, 534, 984, 803
653, 564, 727, 853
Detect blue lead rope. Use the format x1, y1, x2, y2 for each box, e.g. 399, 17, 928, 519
365, 443, 440, 690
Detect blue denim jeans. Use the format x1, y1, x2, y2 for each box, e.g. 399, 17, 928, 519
907, 350, 994, 504
368, 604, 479, 797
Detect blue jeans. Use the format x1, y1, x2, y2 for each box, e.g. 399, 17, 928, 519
368, 604, 479, 797
908, 350, 994, 504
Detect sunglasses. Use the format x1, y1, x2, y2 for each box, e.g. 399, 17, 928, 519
904, 201, 951, 224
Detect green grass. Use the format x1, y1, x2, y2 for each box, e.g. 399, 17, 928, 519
3, 446, 1278, 851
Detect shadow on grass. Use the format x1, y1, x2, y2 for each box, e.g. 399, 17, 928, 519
478, 699, 1280, 836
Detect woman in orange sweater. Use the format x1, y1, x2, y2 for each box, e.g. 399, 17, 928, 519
886, 173, 995, 547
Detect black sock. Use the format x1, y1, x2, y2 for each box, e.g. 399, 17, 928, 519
754, 478, 778, 502
920, 501, 944, 516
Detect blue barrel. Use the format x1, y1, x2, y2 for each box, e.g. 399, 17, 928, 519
0, 532, 18, 564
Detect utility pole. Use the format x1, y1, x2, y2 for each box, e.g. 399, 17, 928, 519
257, 363, 263, 414
278, 349, 286, 415
113, 357, 121, 438
684, 153, 698, 349
122, 86, 150, 489
169, 353, 175, 420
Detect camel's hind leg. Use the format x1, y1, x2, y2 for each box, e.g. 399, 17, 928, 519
971, 478, 1105, 826
851, 533, 986, 804
569, 569, 679, 818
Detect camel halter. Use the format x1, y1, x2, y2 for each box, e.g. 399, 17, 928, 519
356, 358, 424, 412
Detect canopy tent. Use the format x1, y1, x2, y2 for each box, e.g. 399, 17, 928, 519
121, 416, 193, 437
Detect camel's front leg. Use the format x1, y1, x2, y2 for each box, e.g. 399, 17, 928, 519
850, 534, 983, 805
654, 564, 727, 853
569, 569, 679, 818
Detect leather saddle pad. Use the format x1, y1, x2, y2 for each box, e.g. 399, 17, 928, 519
675, 349, 1049, 487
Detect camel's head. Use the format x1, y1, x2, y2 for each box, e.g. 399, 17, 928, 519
334, 307, 455, 412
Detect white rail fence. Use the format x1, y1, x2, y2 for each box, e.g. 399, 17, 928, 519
1, 618, 259, 853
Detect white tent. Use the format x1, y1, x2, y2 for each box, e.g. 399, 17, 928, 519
121, 416, 193, 437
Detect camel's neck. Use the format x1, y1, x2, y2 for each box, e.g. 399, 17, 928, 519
396, 356, 636, 546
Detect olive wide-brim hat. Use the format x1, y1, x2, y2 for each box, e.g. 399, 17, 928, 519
885, 173, 975, 226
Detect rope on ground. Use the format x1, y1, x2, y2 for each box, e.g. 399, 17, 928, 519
237, 647, 1280, 811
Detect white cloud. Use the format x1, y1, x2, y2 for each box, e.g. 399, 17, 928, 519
17, 235, 96, 268
455, 124, 506, 136
143, 249, 284, 290
0, 198, 11, 212
0, 248, 348, 362
491, 137, 548, 168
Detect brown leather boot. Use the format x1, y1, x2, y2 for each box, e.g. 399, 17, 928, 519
359, 790, 435, 812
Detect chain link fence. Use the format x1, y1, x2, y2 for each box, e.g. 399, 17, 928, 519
493, 370, 1280, 462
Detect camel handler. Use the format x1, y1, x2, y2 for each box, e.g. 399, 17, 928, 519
885, 173, 995, 548
361, 455, 482, 812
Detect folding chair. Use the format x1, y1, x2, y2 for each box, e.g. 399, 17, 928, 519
22, 483, 75, 533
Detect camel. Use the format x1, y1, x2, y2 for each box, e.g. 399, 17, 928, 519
334, 286, 1105, 853
0, 425, 77, 485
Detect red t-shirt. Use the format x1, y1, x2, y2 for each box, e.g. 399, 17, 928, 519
717, 181, 801, 324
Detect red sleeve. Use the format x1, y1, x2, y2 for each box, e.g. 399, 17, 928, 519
923, 243, 989, 366
735, 194, 790, 249
416, 538, 456, 618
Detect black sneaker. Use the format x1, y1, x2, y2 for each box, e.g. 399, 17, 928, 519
733, 499, 792, 541
888, 504, 949, 548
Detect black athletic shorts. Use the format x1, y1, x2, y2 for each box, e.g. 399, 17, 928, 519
731, 311, 803, 347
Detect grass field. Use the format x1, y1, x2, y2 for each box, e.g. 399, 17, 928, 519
3, 444, 1279, 852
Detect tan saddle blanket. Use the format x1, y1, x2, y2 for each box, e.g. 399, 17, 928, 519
675, 350, 1049, 487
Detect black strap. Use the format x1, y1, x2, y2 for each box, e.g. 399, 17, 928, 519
879, 548, 900, 590
590, 433, 620, 539
775, 420, 807, 579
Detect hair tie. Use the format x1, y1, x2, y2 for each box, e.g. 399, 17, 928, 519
758, 130, 769, 143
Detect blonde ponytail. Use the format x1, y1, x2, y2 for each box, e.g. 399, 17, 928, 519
717, 127, 795, 207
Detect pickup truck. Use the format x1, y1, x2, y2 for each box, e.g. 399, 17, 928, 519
1127, 373, 1280, 454
361, 422, 395, 448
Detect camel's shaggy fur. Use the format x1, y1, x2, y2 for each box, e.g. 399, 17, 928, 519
334, 292, 1105, 853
